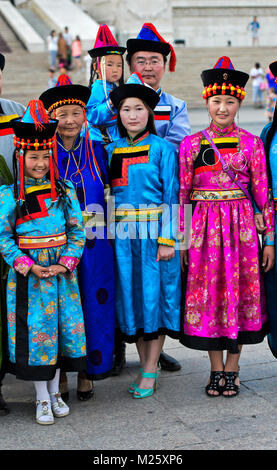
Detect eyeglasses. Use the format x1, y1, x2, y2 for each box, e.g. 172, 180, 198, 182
134, 59, 163, 67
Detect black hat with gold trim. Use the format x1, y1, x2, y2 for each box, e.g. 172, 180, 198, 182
110, 72, 160, 110
39, 74, 91, 113
201, 56, 249, 101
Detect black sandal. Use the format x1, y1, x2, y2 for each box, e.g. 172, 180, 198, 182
205, 371, 224, 397
222, 371, 240, 398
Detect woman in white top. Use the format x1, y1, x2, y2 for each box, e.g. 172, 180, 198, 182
250, 62, 264, 108
47, 30, 58, 69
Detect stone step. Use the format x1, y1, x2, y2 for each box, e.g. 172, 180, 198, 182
18, 5, 51, 42
0, 0, 45, 52
1, 23, 277, 111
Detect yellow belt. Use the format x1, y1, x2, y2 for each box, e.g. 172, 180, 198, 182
191, 189, 246, 201
82, 211, 106, 226
113, 207, 164, 222
18, 233, 67, 249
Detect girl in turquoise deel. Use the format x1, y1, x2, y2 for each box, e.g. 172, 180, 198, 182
0, 100, 86, 425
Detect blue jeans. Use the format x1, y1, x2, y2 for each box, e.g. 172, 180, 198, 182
253, 85, 263, 104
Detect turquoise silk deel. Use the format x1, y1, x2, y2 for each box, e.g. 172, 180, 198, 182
106, 132, 181, 342
0, 177, 86, 380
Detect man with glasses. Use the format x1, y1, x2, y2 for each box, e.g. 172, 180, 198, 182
112, 24, 190, 376
126, 23, 190, 151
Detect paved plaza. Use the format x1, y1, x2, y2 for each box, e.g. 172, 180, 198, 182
1, 13, 277, 453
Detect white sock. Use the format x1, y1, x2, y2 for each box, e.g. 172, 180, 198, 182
48, 368, 61, 394
33, 381, 50, 402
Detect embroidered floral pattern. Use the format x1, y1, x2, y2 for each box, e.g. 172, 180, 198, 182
14, 256, 34, 276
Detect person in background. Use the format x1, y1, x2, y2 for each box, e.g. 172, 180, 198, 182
58, 33, 68, 69
250, 62, 264, 108
72, 35, 82, 74
47, 67, 57, 89
247, 16, 260, 46
46, 30, 58, 69
64, 26, 73, 68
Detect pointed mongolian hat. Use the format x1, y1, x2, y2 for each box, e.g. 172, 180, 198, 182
39, 74, 91, 113
88, 24, 126, 58
126, 23, 176, 72
201, 56, 249, 101
109, 72, 160, 110
11, 99, 58, 201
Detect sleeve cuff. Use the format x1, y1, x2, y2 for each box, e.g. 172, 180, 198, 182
157, 237, 175, 248
14, 256, 35, 276
58, 256, 80, 272
263, 232, 275, 246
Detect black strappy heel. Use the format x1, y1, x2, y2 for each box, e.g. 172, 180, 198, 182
205, 371, 224, 397
222, 371, 240, 397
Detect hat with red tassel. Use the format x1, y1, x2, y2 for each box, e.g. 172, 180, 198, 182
126, 23, 176, 72
39, 74, 91, 113
11, 99, 58, 201
201, 56, 249, 101
88, 24, 126, 58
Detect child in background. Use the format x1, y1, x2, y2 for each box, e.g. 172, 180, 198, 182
0, 100, 87, 425
84, 24, 126, 144
266, 87, 277, 122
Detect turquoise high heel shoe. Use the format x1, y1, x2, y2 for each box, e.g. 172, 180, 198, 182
132, 370, 158, 399
128, 368, 143, 394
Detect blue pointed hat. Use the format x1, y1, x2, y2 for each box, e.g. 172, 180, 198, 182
127, 23, 176, 72
109, 72, 159, 109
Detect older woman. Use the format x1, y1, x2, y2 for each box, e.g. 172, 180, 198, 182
40, 74, 115, 401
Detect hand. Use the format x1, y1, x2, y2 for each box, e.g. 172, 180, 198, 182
254, 213, 266, 233
262, 246, 275, 272
31, 264, 53, 279
180, 249, 188, 272
156, 244, 175, 262
47, 264, 67, 277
